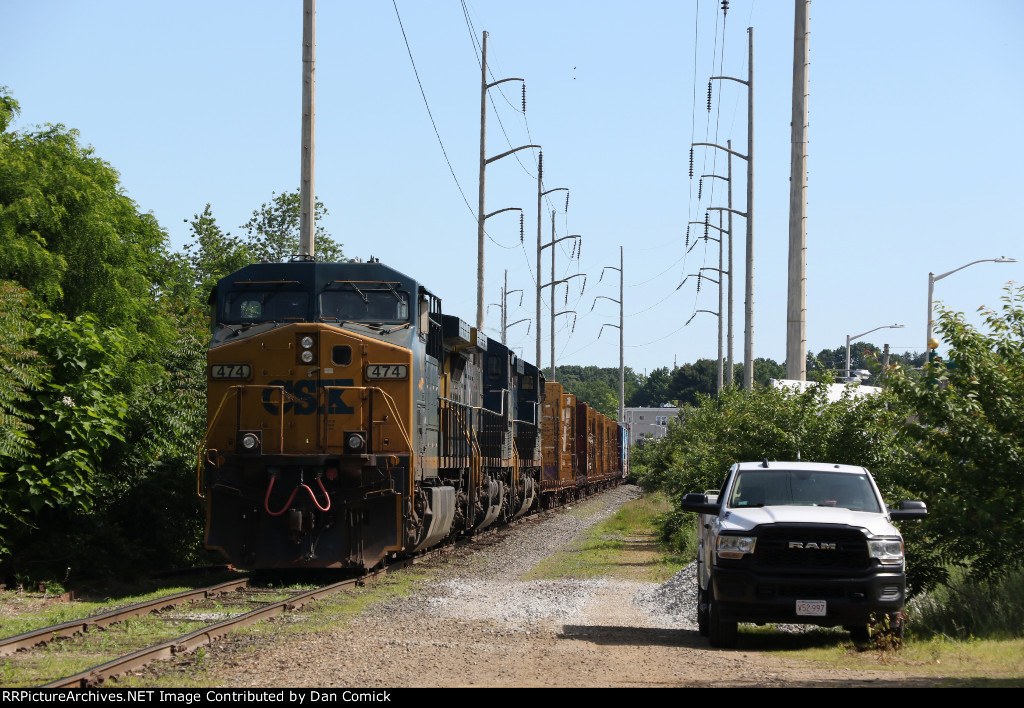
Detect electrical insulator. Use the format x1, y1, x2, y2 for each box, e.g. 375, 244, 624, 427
685, 224, 690, 247
689, 147, 694, 178
522, 84, 526, 113
722, 0, 729, 17
538, 151, 543, 181
707, 81, 712, 112
704, 212, 710, 238
520, 214, 524, 241
698, 178, 703, 201
564, 288, 568, 306
565, 192, 569, 212
697, 274, 702, 293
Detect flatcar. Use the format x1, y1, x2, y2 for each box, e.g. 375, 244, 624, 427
199, 257, 627, 570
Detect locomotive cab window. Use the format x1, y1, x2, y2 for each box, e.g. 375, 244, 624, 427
487, 355, 502, 380
332, 345, 353, 366
223, 290, 309, 324
320, 290, 409, 324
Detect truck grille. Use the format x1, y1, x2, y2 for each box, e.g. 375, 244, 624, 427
753, 525, 869, 570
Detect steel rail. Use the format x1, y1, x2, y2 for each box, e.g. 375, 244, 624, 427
0, 578, 249, 657
43, 570, 389, 688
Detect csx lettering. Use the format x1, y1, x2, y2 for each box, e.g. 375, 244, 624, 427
262, 379, 355, 415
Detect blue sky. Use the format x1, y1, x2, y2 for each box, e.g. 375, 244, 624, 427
3, 1, 1022, 375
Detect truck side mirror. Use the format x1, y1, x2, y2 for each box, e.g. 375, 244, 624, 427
889, 500, 927, 520
680, 492, 721, 516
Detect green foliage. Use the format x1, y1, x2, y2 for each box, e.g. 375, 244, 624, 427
165, 204, 253, 308
670, 359, 718, 406
240, 190, 343, 263
885, 285, 1024, 580
0, 313, 129, 557
0, 98, 173, 351
0, 282, 40, 463
638, 383, 912, 500
910, 565, 1024, 640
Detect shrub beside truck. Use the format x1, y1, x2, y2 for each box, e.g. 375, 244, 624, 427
680, 460, 927, 647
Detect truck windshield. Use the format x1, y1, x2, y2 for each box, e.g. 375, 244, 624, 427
728, 470, 881, 512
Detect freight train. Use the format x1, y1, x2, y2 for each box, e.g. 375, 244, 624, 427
198, 257, 628, 570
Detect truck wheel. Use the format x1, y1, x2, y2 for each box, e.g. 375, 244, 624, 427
697, 586, 709, 637
708, 593, 737, 648
847, 624, 870, 642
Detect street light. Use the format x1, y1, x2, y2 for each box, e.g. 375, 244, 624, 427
926, 257, 1017, 363
845, 324, 904, 379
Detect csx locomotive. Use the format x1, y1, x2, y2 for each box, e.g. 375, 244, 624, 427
200, 258, 627, 570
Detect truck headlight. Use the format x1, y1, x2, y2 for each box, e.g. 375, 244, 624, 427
717, 535, 756, 559
869, 539, 904, 566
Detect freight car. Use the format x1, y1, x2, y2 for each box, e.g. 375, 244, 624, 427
199, 257, 627, 571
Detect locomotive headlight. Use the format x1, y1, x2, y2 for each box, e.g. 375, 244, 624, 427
300, 350, 314, 363
869, 538, 904, 566
345, 431, 366, 452
300, 335, 315, 349
240, 433, 260, 450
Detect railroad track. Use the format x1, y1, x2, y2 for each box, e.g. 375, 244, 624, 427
0, 499, 578, 688
0, 573, 388, 688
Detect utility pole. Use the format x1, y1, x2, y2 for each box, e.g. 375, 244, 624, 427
476, 30, 539, 333
540, 210, 583, 381
489, 270, 526, 346
684, 218, 727, 393
695, 27, 753, 389
697, 166, 733, 389
298, 0, 316, 260
786, 0, 810, 380
595, 247, 625, 421
536, 151, 568, 369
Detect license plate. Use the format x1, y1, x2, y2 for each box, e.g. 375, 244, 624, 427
796, 599, 827, 616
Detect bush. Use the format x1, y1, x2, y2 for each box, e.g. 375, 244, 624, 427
909, 566, 1024, 640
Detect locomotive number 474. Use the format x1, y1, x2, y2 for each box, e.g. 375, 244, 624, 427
366, 364, 408, 379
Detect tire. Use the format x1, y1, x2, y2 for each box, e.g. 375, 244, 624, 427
847, 623, 870, 642
707, 591, 738, 649
697, 585, 709, 637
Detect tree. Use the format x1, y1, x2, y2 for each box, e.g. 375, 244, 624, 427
885, 285, 1024, 579
0, 282, 40, 474
671, 358, 718, 406
631, 366, 674, 407
240, 190, 343, 263
0, 88, 173, 352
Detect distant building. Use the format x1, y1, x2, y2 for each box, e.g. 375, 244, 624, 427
623, 405, 680, 446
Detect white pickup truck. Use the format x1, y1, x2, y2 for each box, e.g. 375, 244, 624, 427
680, 460, 927, 647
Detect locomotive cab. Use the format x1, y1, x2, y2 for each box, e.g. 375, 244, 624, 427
202, 260, 438, 570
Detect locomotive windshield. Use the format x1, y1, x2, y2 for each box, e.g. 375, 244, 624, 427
727, 470, 881, 513
222, 290, 309, 324
320, 289, 410, 324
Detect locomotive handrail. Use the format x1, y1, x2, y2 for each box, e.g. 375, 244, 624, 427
471, 388, 511, 417
196, 384, 285, 498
